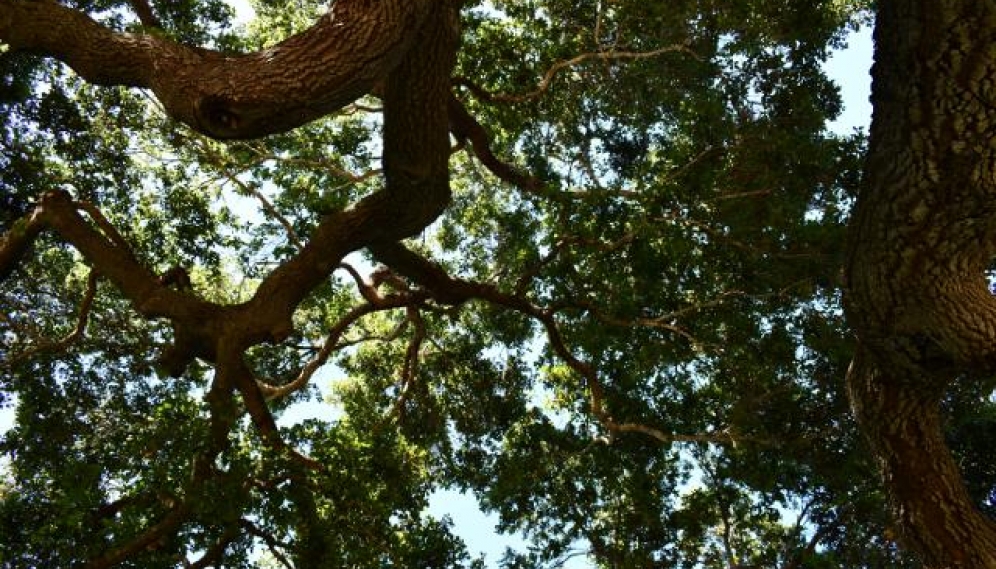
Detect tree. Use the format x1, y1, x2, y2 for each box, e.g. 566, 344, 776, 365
0, 0, 993, 567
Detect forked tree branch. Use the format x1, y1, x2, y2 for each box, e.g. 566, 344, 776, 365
0, 0, 437, 138
0, 1, 463, 564
371, 241, 754, 446
256, 291, 424, 401
241, 519, 294, 569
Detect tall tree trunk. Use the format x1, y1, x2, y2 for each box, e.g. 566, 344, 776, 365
845, 0, 996, 565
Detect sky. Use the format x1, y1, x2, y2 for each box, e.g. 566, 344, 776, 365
277, 21, 876, 569
0, 9, 875, 569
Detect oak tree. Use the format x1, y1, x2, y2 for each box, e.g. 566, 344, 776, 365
0, 0, 993, 567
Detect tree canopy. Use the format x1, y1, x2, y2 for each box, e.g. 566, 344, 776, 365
1, 0, 995, 567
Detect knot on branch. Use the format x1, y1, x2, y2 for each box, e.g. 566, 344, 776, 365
40, 187, 74, 207
157, 266, 192, 291
194, 95, 243, 139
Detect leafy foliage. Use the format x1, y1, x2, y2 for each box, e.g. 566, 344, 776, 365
2, 0, 985, 567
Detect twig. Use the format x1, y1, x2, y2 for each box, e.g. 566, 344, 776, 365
370, 242, 758, 447
455, 43, 698, 104
241, 519, 294, 569
237, 141, 379, 183
387, 306, 426, 423
195, 139, 306, 249
7, 269, 100, 367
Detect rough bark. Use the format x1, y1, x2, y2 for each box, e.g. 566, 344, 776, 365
0, 0, 434, 138
0, 0, 459, 370
0, 1, 460, 562
844, 0, 996, 565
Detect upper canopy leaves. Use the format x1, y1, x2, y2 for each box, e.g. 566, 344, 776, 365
3, 0, 991, 567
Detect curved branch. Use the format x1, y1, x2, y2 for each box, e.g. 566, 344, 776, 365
846, 348, 996, 565
388, 306, 426, 423
447, 94, 547, 196
84, 503, 193, 569
454, 43, 698, 104
241, 519, 294, 569
370, 242, 753, 446
10, 269, 100, 365
0, 202, 47, 283
0, 0, 436, 138
257, 292, 421, 401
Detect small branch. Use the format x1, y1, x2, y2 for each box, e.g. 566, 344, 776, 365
185, 526, 239, 569
241, 519, 294, 569
197, 140, 306, 250
54, 269, 100, 345
338, 262, 384, 303
92, 492, 158, 522
513, 238, 570, 295
447, 95, 547, 197
85, 503, 192, 569
717, 497, 737, 569
387, 306, 426, 423
455, 43, 698, 104
5, 269, 100, 368
566, 299, 701, 347
370, 242, 753, 447
256, 291, 421, 401
608, 422, 743, 445
127, 0, 162, 28
239, 142, 381, 184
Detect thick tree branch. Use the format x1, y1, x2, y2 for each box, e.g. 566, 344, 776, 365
233, 3, 457, 349
844, 0, 996, 563
127, 0, 161, 29
0, 203, 46, 283
0, 0, 436, 138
